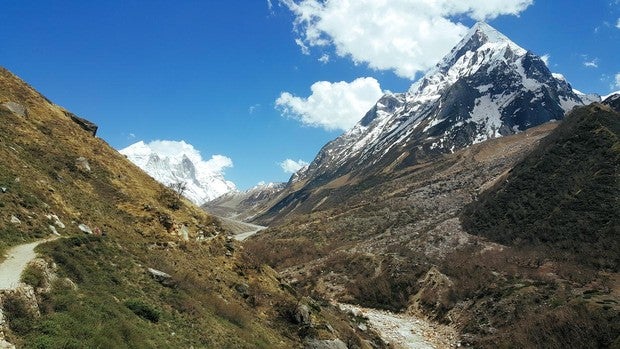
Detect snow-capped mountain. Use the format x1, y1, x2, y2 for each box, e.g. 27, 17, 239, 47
253, 22, 600, 224
292, 22, 597, 187
120, 141, 236, 205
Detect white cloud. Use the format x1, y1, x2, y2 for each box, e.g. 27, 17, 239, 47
615, 73, 620, 89
318, 54, 330, 63
541, 54, 550, 67
583, 58, 599, 68
280, 0, 533, 79
136, 140, 233, 176
276, 77, 384, 131
616, 18, 620, 29
279, 159, 309, 173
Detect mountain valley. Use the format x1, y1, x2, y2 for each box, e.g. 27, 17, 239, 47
0, 19, 618, 349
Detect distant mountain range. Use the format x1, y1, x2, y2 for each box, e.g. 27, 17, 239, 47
254, 22, 600, 224
120, 141, 236, 205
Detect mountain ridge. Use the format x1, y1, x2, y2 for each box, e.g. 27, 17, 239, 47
255, 22, 597, 225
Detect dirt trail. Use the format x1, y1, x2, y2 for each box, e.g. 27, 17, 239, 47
0, 237, 57, 290
339, 304, 457, 349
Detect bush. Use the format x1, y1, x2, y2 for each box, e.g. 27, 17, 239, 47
210, 296, 249, 328
2, 293, 36, 335
21, 264, 46, 288
124, 299, 160, 323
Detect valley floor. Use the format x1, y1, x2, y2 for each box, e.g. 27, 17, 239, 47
338, 303, 458, 349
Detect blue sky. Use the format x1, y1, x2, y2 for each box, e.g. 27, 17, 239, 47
1, 0, 618, 190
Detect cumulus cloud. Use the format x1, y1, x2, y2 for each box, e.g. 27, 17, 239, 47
279, 158, 309, 173
280, 0, 533, 79
318, 54, 330, 64
129, 140, 233, 176
615, 73, 620, 89
276, 77, 384, 131
617, 18, 620, 29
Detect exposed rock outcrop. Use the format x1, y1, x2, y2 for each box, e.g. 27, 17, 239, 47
64, 111, 98, 136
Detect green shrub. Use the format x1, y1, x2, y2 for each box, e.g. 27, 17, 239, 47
124, 299, 160, 323
21, 264, 46, 288
2, 294, 36, 335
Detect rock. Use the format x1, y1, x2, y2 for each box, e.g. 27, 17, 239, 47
46, 214, 65, 228
64, 111, 98, 136
294, 304, 312, 325
357, 323, 367, 332
303, 339, 347, 349
78, 223, 93, 234
179, 225, 190, 241
147, 268, 176, 287
75, 157, 91, 172
234, 283, 250, 298
0, 338, 16, 349
48, 225, 60, 236
0, 187, 7, 193
1, 101, 27, 117
9, 216, 20, 224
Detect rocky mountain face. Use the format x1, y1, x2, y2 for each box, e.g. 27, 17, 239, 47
203, 182, 286, 220
120, 141, 236, 205
0, 67, 380, 348
256, 22, 597, 224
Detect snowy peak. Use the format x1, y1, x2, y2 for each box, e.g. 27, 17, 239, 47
274, 22, 596, 210
434, 22, 525, 74
120, 141, 236, 205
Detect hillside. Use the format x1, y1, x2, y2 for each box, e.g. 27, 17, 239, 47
245, 108, 619, 347
462, 102, 620, 270
0, 67, 382, 348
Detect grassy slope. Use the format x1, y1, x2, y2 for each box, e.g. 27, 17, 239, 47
461, 103, 620, 270
0, 67, 374, 348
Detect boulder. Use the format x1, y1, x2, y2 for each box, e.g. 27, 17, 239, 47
75, 157, 91, 172
78, 224, 93, 234
48, 225, 60, 236
294, 304, 312, 325
64, 111, 98, 136
147, 268, 176, 287
1, 101, 27, 117
9, 216, 20, 224
45, 214, 65, 229
179, 225, 190, 241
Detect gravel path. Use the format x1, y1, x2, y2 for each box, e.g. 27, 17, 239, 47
339, 304, 457, 349
0, 238, 57, 290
